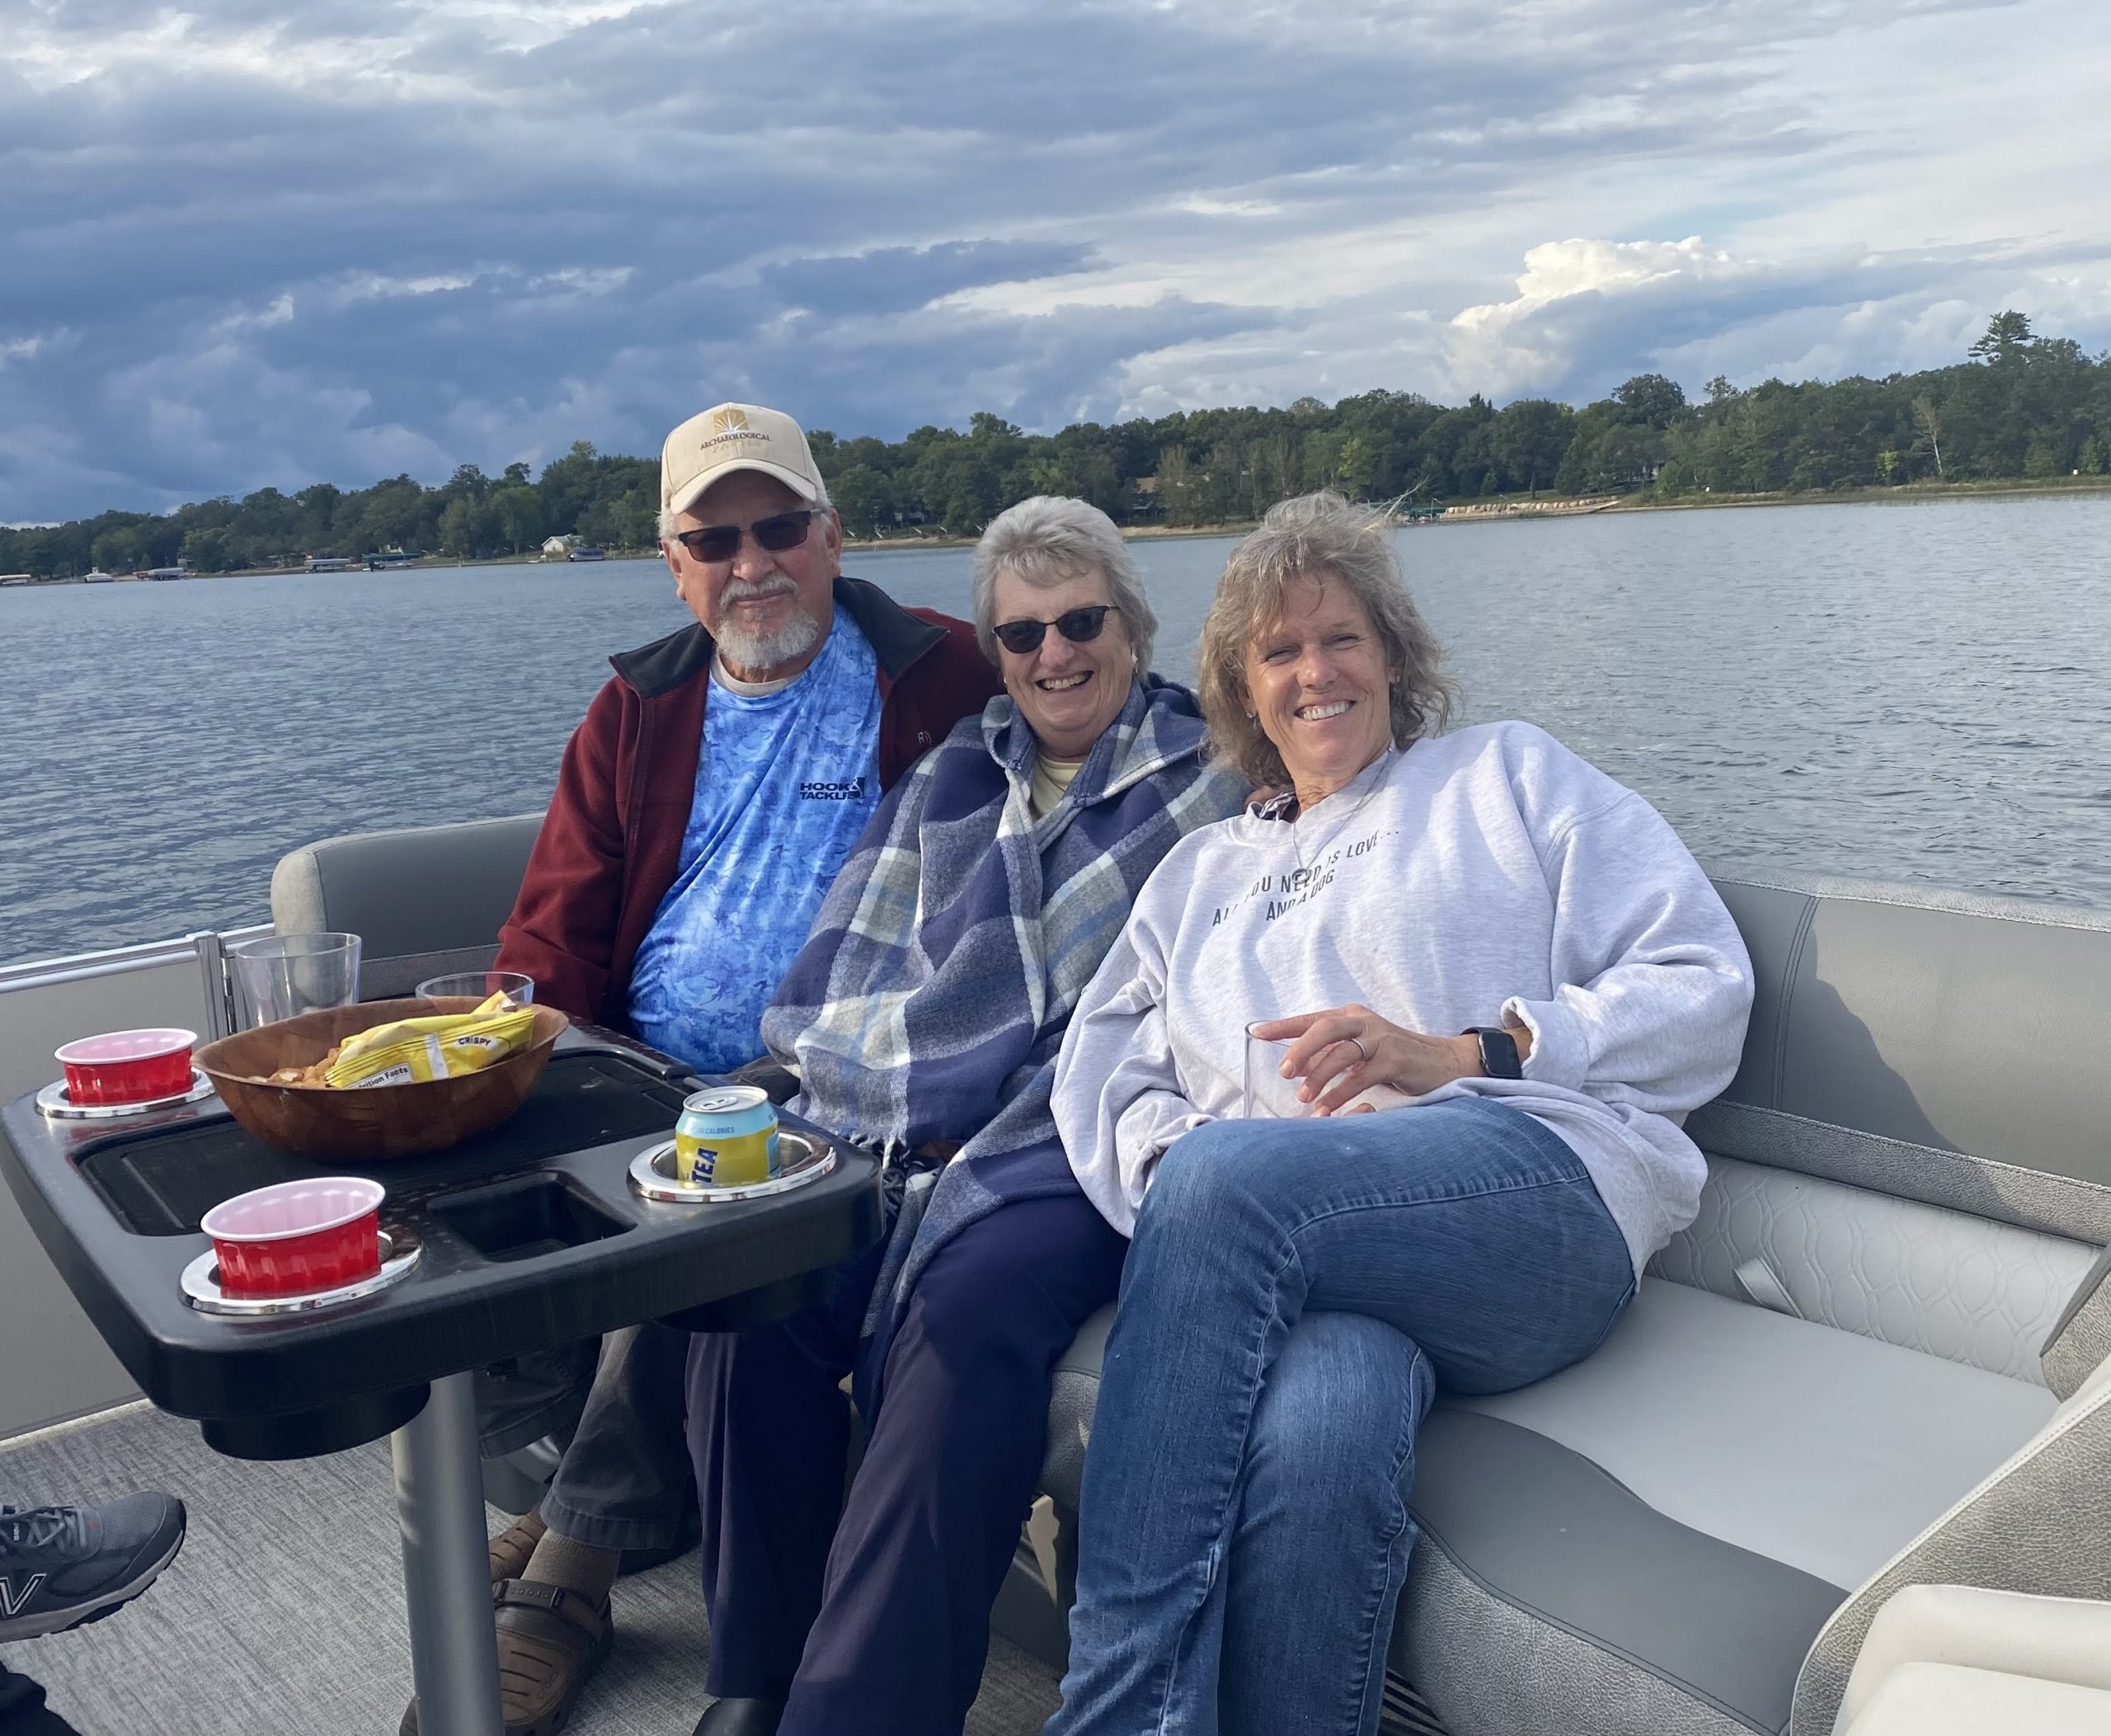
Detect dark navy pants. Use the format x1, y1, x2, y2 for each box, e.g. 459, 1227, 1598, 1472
686, 1187, 1126, 1736
0, 1665, 75, 1736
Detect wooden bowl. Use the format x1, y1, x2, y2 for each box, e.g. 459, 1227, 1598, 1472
195, 998, 570, 1160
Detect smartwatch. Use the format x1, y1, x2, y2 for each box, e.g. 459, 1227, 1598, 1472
1465, 1026, 1523, 1080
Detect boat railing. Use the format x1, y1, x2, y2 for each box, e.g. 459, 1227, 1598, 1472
0, 924, 271, 1042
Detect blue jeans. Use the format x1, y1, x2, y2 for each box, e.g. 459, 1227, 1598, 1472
1046, 1095, 1636, 1736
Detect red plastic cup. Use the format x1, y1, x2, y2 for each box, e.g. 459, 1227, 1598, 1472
200, 1178, 386, 1298
55, 1028, 197, 1107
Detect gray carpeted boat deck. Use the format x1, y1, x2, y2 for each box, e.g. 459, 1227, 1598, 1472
0, 1402, 1061, 1736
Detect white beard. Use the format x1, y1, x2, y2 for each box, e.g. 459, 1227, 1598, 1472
711, 586, 826, 675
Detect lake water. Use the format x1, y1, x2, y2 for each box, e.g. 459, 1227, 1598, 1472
5, 494, 2107, 967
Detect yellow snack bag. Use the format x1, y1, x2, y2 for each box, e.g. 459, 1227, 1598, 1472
326, 1004, 537, 1089
332, 995, 525, 1066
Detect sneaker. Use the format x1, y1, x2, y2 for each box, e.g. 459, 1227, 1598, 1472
0, 1494, 187, 1641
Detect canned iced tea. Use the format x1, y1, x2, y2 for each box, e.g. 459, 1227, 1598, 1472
675, 1085, 780, 1187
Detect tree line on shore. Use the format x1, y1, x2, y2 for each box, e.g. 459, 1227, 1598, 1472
4, 313, 2102, 580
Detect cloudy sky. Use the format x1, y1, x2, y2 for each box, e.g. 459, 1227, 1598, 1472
3, 0, 2107, 521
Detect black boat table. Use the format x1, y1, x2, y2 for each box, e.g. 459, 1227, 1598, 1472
0, 1030, 884, 1736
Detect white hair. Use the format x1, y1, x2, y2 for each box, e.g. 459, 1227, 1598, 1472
970, 496, 1156, 674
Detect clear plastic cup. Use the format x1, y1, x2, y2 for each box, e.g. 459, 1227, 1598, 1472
228, 933, 363, 1028
413, 970, 534, 1005
1242, 1022, 1305, 1119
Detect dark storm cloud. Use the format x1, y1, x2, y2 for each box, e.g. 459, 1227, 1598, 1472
689, 294, 1288, 442
2, 0, 2103, 520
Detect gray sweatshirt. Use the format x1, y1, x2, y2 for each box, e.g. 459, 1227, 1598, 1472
1049, 721, 1755, 1273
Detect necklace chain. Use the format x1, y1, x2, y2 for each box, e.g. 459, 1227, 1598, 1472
1288, 747, 1394, 878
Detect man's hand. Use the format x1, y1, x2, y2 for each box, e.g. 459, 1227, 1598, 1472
1249, 1004, 1532, 1117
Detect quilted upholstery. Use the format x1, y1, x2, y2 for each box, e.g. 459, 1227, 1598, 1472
1653, 1156, 2099, 1384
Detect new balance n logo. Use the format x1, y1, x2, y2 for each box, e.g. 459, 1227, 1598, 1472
0, 1574, 46, 1619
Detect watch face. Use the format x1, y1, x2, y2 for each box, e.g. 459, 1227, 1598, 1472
1479, 1027, 1522, 1079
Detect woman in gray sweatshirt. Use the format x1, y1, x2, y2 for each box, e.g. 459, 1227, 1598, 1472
1043, 492, 1754, 1736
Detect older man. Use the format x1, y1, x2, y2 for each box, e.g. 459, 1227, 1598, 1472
498, 401, 996, 1044
412, 404, 999, 1736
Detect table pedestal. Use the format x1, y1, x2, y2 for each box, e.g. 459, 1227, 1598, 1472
393, 1372, 504, 1735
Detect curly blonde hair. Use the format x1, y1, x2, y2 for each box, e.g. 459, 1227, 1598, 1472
1197, 492, 1457, 789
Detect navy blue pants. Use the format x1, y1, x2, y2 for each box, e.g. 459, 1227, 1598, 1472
0, 1665, 75, 1736
686, 1188, 1126, 1736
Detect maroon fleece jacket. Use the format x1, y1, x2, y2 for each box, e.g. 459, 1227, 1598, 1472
496, 573, 1003, 1026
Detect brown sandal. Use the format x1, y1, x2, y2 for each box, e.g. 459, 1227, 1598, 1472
397, 1578, 612, 1736
489, 1510, 548, 1583
491, 1579, 614, 1734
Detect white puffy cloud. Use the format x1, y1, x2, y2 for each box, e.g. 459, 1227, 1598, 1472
1443, 235, 2109, 403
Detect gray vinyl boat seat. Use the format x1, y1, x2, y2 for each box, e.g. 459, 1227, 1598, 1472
271, 821, 2111, 1736
270, 813, 541, 998
1044, 874, 2111, 1736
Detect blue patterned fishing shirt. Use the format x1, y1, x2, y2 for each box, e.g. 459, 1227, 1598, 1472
627, 605, 882, 1072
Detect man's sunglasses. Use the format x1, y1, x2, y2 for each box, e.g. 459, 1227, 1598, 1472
673, 508, 823, 564
992, 605, 1121, 656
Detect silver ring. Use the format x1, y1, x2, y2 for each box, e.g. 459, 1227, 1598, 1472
1346, 1037, 1370, 1067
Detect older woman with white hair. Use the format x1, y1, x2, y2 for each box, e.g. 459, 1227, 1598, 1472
683, 497, 1246, 1736
1044, 492, 1755, 1736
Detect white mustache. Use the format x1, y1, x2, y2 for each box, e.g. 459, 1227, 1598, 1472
722, 580, 794, 604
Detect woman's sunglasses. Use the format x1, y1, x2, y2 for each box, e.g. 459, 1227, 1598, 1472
992, 605, 1121, 656
673, 508, 822, 564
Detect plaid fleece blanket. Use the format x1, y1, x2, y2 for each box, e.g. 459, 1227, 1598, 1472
761, 675, 1246, 1409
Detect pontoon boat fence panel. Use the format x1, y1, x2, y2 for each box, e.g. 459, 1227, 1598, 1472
0, 927, 266, 1441
0, 928, 269, 1096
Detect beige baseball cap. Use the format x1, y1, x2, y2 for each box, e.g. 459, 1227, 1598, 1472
660, 402, 823, 516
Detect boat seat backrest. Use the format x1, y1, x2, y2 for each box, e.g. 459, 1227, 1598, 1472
1789, 1350, 2111, 1735
1699, 874, 2111, 1233
1659, 875, 2111, 1385
269, 814, 542, 999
